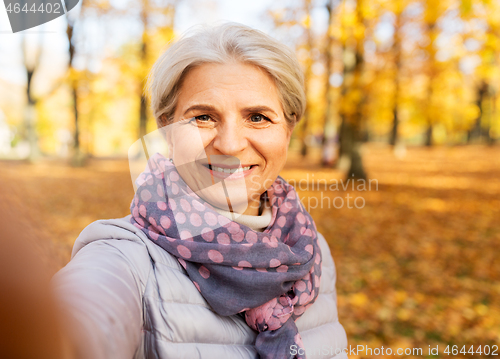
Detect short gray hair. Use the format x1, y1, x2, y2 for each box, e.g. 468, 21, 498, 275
147, 22, 306, 128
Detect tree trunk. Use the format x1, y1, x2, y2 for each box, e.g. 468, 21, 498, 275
321, 0, 338, 167
425, 122, 433, 147
70, 80, 85, 166
487, 91, 496, 145
139, 9, 149, 139
139, 94, 148, 138
348, 143, 367, 180
424, 72, 434, 147
299, 0, 314, 158
423, 9, 438, 147
389, 11, 402, 147
67, 22, 86, 166
467, 81, 488, 143
338, 115, 350, 159
338, 117, 366, 179
24, 68, 40, 162
390, 107, 399, 146
22, 36, 42, 163
338, 0, 367, 181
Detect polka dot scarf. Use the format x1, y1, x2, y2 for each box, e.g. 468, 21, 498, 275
130, 153, 322, 359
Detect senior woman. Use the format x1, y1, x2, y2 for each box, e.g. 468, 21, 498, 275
52, 23, 348, 359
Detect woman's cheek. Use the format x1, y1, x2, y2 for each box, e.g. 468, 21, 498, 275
257, 126, 289, 151
201, 130, 217, 148
266, 132, 289, 165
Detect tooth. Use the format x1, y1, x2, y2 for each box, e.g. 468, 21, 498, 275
210, 165, 252, 174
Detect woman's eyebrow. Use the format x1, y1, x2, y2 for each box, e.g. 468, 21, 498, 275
183, 104, 218, 116
242, 106, 278, 116
183, 105, 278, 117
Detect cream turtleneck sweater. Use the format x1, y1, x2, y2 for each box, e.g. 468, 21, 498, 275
212, 200, 272, 232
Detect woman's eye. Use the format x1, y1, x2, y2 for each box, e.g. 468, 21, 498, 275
250, 114, 269, 123
195, 115, 211, 122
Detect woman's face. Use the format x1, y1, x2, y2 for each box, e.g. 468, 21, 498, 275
166, 62, 294, 216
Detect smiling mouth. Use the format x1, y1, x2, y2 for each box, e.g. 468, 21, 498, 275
204, 164, 255, 174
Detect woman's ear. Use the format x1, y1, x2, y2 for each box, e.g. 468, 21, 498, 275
160, 114, 168, 127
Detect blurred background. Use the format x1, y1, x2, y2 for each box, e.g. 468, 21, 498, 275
0, 0, 499, 358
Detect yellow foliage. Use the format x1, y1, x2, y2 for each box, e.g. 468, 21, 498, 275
302, 14, 311, 29
351, 293, 368, 307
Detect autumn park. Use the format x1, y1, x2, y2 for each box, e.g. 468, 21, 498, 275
0, 0, 499, 358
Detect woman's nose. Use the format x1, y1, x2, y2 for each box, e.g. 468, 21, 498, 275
212, 120, 248, 155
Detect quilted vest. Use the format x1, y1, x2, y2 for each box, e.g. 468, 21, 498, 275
52, 216, 348, 359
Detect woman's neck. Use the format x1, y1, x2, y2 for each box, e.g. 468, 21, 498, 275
212, 198, 272, 232
216, 196, 265, 217
240, 197, 262, 216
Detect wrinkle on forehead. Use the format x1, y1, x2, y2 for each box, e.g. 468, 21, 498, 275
175, 62, 284, 119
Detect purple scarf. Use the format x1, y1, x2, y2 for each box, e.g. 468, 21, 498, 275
130, 153, 322, 359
